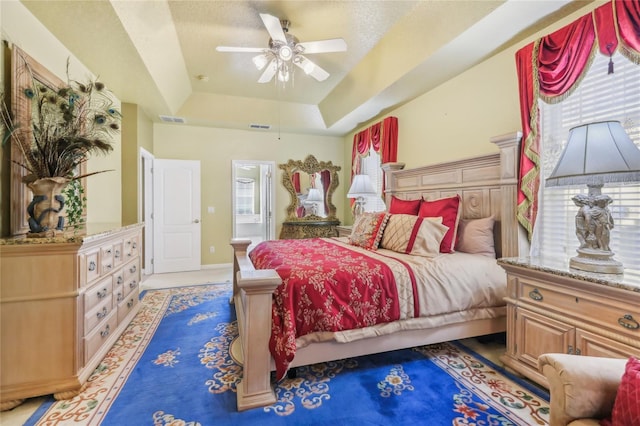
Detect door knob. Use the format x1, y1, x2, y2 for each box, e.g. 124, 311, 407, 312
194, 219, 200, 223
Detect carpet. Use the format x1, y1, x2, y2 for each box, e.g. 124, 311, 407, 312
26, 283, 550, 426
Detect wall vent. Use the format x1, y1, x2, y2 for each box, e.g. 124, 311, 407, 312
159, 115, 186, 124
249, 123, 271, 130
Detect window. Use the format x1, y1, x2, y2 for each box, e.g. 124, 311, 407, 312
535, 52, 640, 268
360, 146, 387, 212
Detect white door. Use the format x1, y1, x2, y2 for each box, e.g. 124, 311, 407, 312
140, 148, 154, 276
153, 159, 201, 273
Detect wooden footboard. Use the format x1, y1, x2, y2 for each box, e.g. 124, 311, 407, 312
230, 132, 522, 411
230, 239, 280, 411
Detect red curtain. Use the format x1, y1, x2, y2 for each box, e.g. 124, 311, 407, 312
515, 0, 640, 240
350, 116, 399, 208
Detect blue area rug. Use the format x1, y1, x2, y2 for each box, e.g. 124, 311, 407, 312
26, 283, 549, 425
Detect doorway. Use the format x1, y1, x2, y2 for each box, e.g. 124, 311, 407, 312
231, 160, 275, 251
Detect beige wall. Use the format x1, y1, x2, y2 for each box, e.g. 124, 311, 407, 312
0, 0, 122, 235
153, 123, 343, 265
121, 103, 154, 225
341, 1, 604, 224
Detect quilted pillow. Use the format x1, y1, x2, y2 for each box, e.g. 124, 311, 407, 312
601, 357, 640, 426
348, 212, 390, 250
380, 214, 448, 257
456, 216, 496, 258
389, 196, 422, 215
418, 195, 462, 253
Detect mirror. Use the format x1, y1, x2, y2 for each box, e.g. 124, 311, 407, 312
279, 155, 340, 222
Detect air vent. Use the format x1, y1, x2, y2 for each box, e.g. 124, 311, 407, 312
159, 115, 186, 124
249, 123, 271, 130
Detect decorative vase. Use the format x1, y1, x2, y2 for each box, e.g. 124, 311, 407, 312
26, 177, 71, 238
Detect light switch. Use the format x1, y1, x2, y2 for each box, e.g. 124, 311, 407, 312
208, 206, 215, 214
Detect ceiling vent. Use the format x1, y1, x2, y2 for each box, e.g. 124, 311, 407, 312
249, 123, 271, 130
159, 115, 186, 124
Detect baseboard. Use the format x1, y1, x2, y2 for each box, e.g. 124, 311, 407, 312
201, 263, 233, 270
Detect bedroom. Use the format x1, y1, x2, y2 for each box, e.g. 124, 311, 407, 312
1, 0, 639, 423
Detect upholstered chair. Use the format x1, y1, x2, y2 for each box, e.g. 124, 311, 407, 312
538, 354, 627, 426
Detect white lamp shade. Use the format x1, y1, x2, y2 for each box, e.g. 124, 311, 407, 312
347, 174, 376, 198
306, 188, 324, 202
546, 121, 640, 187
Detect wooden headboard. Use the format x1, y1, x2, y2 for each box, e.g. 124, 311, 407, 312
383, 133, 521, 259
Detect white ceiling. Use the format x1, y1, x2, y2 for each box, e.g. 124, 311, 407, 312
21, 0, 588, 136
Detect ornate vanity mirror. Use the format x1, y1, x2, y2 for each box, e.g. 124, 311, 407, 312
279, 155, 341, 239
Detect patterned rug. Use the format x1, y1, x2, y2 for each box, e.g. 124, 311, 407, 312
26, 283, 550, 425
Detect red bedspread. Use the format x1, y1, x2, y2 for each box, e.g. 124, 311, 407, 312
249, 238, 417, 380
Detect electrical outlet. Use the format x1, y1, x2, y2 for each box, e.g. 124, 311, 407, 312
209, 246, 215, 254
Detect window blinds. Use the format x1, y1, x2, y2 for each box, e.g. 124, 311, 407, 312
536, 52, 640, 269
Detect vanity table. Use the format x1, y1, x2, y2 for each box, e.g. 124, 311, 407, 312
0, 223, 143, 410
499, 257, 640, 387
278, 155, 341, 239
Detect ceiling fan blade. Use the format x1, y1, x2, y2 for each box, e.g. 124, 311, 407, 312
216, 46, 266, 53
258, 59, 277, 83
297, 38, 347, 54
259, 13, 287, 43
295, 56, 330, 82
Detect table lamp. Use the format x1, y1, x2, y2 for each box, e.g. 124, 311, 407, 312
347, 174, 376, 217
546, 121, 640, 274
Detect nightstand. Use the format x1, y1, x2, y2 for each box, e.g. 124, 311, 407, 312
498, 257, 640, 387
336, 225, 352, 237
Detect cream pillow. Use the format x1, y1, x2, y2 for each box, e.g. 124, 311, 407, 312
456, 216, 496, 258
380, 214, 448, 257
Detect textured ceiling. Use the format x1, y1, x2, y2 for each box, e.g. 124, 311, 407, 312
20, 0, 589, 136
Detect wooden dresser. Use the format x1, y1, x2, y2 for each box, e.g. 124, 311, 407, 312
279, 220, 340, 239
499, 257, 640, 387
0, 223, 143, 410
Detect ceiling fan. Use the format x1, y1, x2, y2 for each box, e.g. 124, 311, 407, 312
216, 13, 347, 84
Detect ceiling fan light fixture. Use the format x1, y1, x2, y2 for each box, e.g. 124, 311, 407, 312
302, 60, 315, 75
278, 45, 293, 62
252, 54, 270, 70
277, 65, 290, 83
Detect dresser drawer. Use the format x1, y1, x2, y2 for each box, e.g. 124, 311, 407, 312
84, 311, 118, 362
100, 245, 115, 275
84, 276, 113, 313
84, 297, 113, 335
123, 235, 139, 260
518, 279, 640, 337
117, 293, 139, 323
83, 249, 101, 285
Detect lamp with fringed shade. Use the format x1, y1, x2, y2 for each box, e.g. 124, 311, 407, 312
546, 121, 640, 274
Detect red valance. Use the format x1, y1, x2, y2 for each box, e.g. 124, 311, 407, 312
515, 0, 640, 240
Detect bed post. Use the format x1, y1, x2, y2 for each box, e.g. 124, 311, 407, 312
490, 131, 522, 258
230, 239, 281, 411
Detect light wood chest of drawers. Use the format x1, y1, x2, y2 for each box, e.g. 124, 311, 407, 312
0, 223, 143, 410
498, 257, 640, 387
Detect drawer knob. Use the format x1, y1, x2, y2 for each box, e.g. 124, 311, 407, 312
127, 299, 134, 308
97, 307, 108, 319
130, 265, 137, 273
117, 292, 124, 302
97, 288, 108, 299
100, 325, 110, 338
618, 314, 639, 330
529, 289, 543, 301
115, 250, 121, 259
117, 276, 124, 285
88, 261, 97, 272
129, 280, 137, 289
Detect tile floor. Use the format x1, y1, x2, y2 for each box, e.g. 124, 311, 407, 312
1, 266, 508, 425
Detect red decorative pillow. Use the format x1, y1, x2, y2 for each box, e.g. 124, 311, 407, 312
418, 195, 461, 253
389, 196, 422, 215
602, 357, 640, 426
348, 212, 390, 250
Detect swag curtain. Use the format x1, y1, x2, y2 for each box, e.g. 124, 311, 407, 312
350, 116, 399, 207
515, 0, 640, 240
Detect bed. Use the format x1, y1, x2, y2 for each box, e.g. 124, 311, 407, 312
230, 133, 521, 411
